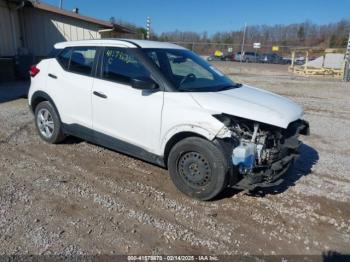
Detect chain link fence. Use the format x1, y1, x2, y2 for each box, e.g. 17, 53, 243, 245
171, 41, 322, 58
168, 41, 349, 78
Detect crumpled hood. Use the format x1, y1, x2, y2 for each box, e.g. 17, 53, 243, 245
190, 84, 304, 128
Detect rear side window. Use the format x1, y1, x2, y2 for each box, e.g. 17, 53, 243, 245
47, 48, 62, 58
57, 48, 72, 70
69, 47, 97, 75
56, 46, 97, 76
101, 47, 151, 84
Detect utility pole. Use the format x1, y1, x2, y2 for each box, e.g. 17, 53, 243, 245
343, 32, 350, 82
240, 23, 247, 63
59, 0, 63, 9
146, 17, 151, 40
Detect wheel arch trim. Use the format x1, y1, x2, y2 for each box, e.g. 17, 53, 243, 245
161, 125, 218, 165
30, 91, 62, 121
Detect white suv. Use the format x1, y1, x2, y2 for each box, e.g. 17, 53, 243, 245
28, 39, 309, 200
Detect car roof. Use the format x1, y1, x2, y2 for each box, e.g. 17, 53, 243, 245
54, 39, 187, 50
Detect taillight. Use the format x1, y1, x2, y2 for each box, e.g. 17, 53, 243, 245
29, 65, 40, 77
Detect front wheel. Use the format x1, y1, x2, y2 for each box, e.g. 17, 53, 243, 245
167, 137, 228, 200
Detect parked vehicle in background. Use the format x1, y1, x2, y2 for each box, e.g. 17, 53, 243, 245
293, 56, 316, 65
207, 55, 224, 61
222, 53, 235, 61
259, 53, 286, 64
207, 53, 235, 62
295, 57, 306, 65
207, 50, 225, 61
234, 52, 260, 63
28, 39, 309, 200
282, 57, 292, 64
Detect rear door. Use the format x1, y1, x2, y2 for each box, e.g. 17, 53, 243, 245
46, 46, 97, 128
92, 47, 164, 154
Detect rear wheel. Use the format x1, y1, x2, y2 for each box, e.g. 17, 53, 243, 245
34, 101, 65, 144
167, 137, 228, 200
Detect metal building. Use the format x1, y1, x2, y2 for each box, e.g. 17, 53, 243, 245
0, 0, 135, 81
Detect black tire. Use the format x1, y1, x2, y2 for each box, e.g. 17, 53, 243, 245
167, 137, 228, 200
34, 101, 65, 144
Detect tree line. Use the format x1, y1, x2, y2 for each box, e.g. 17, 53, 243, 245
118, 19, 350, 49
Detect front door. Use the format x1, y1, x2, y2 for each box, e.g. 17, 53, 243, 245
92, 47, 164, 155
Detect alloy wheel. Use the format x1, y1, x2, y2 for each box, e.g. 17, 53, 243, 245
36, 108, 54, 138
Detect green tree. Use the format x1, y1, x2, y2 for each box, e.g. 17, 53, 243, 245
341, 36, 348, 47
297, 26, 305, 42
329, 34, 338, 47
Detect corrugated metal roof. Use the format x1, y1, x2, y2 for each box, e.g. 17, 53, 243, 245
7, 0, 135, 33
31, 1, 114, 28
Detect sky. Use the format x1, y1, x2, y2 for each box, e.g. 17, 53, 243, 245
44, 0, 350, 34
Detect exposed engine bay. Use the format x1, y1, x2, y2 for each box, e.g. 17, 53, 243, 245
214, 114, 310, 189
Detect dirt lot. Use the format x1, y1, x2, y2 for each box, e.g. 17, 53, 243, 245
0, 62, 349, 256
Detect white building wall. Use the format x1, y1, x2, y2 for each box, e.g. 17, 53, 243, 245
22, 8, 102, 56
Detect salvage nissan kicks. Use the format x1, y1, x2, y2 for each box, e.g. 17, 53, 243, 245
28, 39, 309, 200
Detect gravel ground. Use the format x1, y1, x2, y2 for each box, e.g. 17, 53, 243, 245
0, 62, 349, 256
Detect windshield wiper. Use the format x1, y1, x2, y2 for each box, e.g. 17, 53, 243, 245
177, 83, 242, 92
217, 83, 242, 91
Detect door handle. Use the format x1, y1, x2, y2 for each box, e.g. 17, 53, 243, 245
48, 73, 57, 79
93, 91, 107, 99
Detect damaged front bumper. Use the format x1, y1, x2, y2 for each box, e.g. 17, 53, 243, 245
231, 153, 298, 190
230, 119, 310, 191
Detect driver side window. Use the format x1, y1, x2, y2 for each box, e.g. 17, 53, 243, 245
102, 47, 151, 84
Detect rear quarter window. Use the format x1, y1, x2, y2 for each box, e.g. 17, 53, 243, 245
69, 47, 97, 75
56, 46, 97, 76
47, 48, 62, 58
57, 48, 72, 70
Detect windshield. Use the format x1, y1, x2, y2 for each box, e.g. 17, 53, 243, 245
143, 48, 238, 92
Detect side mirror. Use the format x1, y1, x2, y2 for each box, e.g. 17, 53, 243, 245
131, 77, 158, 90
